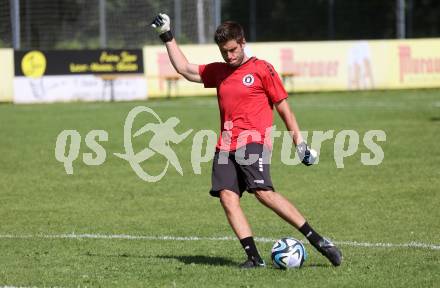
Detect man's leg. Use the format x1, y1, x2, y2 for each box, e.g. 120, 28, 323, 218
219, 189, 265, 268
254, 190, 305, 228
219, 189, 252, 238
254, 190, 342, 266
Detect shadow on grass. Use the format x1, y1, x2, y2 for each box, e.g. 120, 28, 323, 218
84, 251, 148, 259
429, 116, 440, 122
84, 252, 330, 269
157, 255, 239, 267
84, 252, 238, 267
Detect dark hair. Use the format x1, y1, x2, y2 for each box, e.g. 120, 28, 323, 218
214, 21, 245, 45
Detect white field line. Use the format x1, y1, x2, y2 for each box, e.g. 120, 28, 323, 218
1, 286, 67, 288
0, 233, 439, 250
0, 287, 40, 288
0, 287, 63, 288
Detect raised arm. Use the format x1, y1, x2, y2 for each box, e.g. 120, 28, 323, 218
151, 14, 202, 83
164, 39, 202, 83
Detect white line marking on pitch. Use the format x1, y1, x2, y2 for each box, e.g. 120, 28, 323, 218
0, 233, 439, 250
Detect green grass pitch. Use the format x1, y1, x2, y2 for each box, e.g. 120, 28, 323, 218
0, 89, 439, 287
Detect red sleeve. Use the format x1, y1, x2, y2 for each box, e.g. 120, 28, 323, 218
259, 61, 288, 103
199, 63, 224, 88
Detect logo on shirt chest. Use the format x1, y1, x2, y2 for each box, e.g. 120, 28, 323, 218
242, 74, 255, 86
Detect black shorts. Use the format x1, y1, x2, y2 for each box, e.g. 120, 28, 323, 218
210, 143, 275, 198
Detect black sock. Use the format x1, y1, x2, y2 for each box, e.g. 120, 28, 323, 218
240, 236, 262, 261
299, 221, 324, 250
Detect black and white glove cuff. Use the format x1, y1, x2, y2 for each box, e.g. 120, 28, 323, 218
159, 31, 174, 43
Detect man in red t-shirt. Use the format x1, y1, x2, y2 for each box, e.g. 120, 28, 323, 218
152, 14, 342, 268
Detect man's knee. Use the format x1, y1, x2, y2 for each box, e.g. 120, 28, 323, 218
219, 189, 240, 207
254, 189, 275, 204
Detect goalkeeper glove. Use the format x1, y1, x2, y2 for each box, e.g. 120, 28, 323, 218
296, 141, 317, 166
151, 13, 173, 43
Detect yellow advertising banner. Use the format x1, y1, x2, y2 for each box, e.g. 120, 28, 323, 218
391, 39, 440, 88
0, 49, 14, 102
143, 38, 440, 97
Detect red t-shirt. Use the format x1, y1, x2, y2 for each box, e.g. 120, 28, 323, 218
199, 57, 288, 151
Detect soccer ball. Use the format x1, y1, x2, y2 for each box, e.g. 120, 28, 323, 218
271, 237, 307, 269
